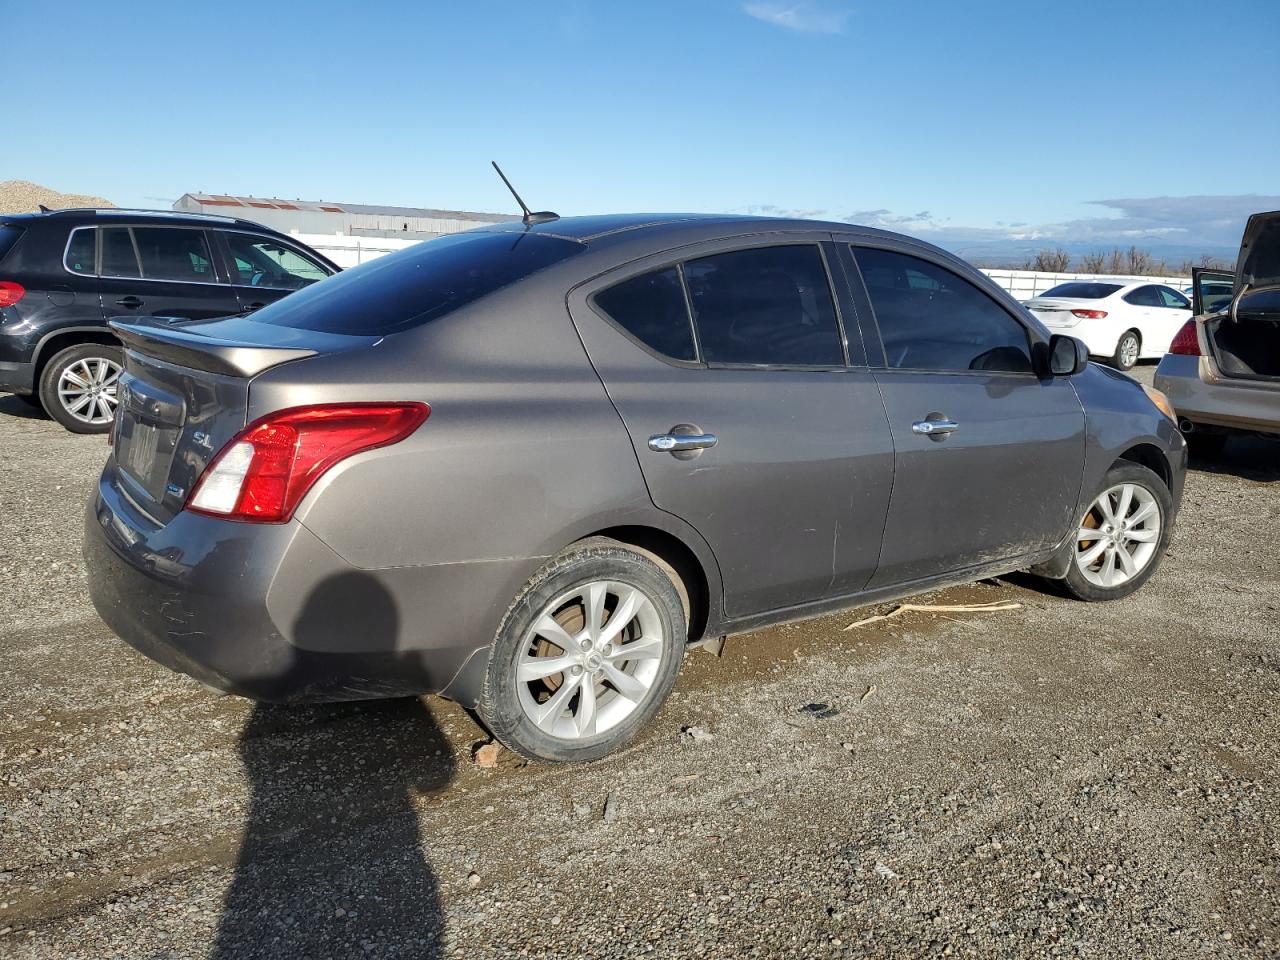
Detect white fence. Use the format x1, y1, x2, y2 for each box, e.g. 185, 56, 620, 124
981, 269, 1190, 301
289, 232, 421, 269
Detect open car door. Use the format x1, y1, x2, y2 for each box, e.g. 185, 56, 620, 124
1192, 266, 1234, 316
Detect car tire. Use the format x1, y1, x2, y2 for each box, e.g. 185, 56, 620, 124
1061, 462, 1173, 602
1184, 429, 1228, 459
1110, 330, 1141, 371
38, 343, 124, 434
476, 538, 686, 763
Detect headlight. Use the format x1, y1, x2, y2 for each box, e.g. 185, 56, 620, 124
1143, 385, 1176, 421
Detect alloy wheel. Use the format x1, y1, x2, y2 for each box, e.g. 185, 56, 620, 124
1119, 335, 1139, 368
57, 356, 121, 426
1074, 482, 1162, 588
515, 580, 665, 739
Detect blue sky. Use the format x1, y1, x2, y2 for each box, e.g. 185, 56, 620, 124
6, 0, 1279, 259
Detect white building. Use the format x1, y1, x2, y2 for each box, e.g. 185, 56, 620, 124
172, 193, 519, 268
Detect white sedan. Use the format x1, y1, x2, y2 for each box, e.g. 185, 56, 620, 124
1024, 281, 1192, 370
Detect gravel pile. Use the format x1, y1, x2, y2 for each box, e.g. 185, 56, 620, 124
0, 180, 114, 215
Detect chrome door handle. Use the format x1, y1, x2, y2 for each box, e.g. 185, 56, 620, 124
911, 418, 959, 436
648, 432, 718, 453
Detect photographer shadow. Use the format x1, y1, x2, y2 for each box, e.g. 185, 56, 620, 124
211, 573, 456, 959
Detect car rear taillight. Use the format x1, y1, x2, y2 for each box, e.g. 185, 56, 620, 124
187, 403, 429, 523
0, 281, 25, 307
1070, 309, 1108, 319
1168, 320, 1201, 356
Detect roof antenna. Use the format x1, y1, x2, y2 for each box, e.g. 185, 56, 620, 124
38, 204, 51, 213
491, 161, 559, 226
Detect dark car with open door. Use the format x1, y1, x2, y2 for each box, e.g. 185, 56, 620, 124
0, 208, 338, 433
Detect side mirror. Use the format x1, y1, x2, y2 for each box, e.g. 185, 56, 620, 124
1049, 334, 1089, 376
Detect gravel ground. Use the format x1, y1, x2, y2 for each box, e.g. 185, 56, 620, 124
2, 365, 1278, 959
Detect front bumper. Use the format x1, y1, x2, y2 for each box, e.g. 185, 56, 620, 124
84, 463, 519, 703
1155, 354, 1280, 435
0, 359, 34, 394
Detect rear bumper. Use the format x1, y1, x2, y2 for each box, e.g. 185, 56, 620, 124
0, 360, 34, 394
1155, 354, 1280, 435
84, 463, 523, 703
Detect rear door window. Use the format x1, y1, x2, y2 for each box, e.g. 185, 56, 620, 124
683, 245, 844, 366
855, 247, 1033, 373
1123, 285, 1163, 307
64, 228, 96, 274
133, 227, 215, 282
223, 233, 331, 289
256, 231, 584, 336
101, 227, 141, 278
592, 267, 696, 361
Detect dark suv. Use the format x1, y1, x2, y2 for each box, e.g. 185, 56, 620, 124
0, 208, 339, 432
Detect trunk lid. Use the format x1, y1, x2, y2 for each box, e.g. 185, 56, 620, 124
1023, 297, 1103, 328
1235, 210, 1280, 294
108, 315, 375, 524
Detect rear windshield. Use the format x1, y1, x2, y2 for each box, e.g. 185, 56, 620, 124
1039, 282, 1121, 299
0, 225, 25, 264
254, 231, 583, 336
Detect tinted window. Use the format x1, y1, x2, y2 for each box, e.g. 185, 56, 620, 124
64, 228, 96, 274
856, 247, 1033, 373
101, 227, 140, 278
257, 231, 583, 336
1123, 285, 1163, 307
133, 227, 214, 282
225, 233, 330, 290
1040, 282, 1121, 299
1157, 286, 1189, 308
0, 225, 25, 265
593, 267, 695, 361
683, 245, 843, 366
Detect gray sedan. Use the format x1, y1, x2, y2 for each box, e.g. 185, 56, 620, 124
1155, 213, 1280, 456
84, 213, 1185, 762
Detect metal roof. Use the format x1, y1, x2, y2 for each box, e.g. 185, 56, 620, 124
178, 194, 520, 223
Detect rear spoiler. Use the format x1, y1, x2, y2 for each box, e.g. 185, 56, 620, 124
109, 317, 316, 378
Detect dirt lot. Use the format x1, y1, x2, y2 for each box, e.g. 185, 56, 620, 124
2, 367, 1278, 959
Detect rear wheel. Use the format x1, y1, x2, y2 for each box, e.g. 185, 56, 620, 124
38, 343, 123, 434
1061, 463, 1172, 602
1110, 330, 1141, 371
477, 540, 686, 763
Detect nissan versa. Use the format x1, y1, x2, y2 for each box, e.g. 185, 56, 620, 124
84, 214, 1186, 763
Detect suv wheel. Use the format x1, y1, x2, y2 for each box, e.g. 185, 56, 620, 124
1062, 462, 1172, 602
38, 343, 123, 434
1110, 330, 1141, 371
477, 539, 686, 763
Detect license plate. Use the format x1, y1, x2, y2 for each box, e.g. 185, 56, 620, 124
125, 422, 160, 480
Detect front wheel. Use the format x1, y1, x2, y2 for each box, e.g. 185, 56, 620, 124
38, 343, 123, 434
476, 540, 686, 763
1110, 330, 1141, 371
1061, 462, 1173, 602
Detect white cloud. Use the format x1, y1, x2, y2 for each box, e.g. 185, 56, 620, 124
742, 195, 1280, 261
744, 2, 849, 34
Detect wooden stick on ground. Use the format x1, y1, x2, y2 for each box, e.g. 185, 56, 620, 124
843, 599, 1022, 631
